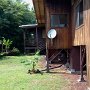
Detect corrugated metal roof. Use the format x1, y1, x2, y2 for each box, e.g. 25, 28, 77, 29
19, 24, 38, 28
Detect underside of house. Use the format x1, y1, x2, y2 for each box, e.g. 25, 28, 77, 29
32, 0, 90, 89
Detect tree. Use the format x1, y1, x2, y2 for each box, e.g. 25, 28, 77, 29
0, 0, 36, 52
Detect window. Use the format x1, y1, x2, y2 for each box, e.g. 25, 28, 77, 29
75, 0, 83, 27
51, 14, 68, 28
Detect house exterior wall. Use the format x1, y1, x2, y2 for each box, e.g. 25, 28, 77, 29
72, 0, 90, 88
72, 0, 86, 46
33, 0, 90, 88
84, 0, 90, 88
45, 0, 72, 49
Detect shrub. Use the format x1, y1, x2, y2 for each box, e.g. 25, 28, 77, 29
2, 38, 13, 52
8, 47, 20, 56
0, 52, 9, 56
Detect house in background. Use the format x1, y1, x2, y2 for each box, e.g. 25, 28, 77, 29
32, 0, 90, 89
19, 24, 46, 54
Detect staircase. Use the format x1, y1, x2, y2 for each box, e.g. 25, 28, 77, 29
48, 50, 63, 63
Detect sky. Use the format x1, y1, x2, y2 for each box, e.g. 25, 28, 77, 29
22, 0, 33, 9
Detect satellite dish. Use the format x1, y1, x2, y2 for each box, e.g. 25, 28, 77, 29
47, 29, 57, 39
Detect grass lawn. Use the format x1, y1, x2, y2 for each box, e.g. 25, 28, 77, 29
0, 56, 70, 90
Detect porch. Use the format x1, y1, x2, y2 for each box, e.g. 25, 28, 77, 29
19, 24, 46, 54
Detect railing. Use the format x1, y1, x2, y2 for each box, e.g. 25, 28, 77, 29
25, 38, 46, 51
38, 38, 46, 51
25, 39, 37, 47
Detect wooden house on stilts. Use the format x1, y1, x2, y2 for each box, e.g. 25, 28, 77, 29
33, 0, 85, 73
32, 0, 90, 89
33, 0, 90, 90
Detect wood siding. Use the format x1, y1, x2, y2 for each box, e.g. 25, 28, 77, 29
72, 25, 85, 46
45, 0, 72, 49
72, 0, 90, 87
84, 0, 90, 88
47, 28, 71, 49
33, 0, 90, 88
72, 0, 86, 46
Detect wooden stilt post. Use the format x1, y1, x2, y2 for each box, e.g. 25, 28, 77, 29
67, 49, 69, 62
46, 43, 49, 73
66, 49, 70, 69
23, 29, 26, 54
79, 45, 85, 82
36, 27, 38, 51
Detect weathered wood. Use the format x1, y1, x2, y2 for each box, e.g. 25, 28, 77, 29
24, 26, 46, 53
45, 0, 72, 49
33, 0, 45, 24
46, 43, 50, 72
79, 45, 85, 82
33, 0, 90, 88
71, 0, 85, 46
84, 0, 90, 88
72, 0, 90, 87
36, 27, 38, 50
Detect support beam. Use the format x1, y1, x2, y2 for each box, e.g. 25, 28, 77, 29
79, 45, 85, 82
23, 29, 26, 54
36, 27, 38, 51
46, 43, 50, 73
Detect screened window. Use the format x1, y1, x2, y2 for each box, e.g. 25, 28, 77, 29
75, 0, 83, 27
51, 14, 68, 28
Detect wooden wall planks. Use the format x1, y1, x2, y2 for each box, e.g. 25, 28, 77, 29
71, 0, 85, 46
72, 25, 85, 46
45, 0, 72, 49
84, 0, 90, 88
72, 0, 90, 87
33, 0, 90, 88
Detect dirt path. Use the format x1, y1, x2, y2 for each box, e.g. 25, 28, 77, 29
62, 73, 87, 90
39, 56, 87, 90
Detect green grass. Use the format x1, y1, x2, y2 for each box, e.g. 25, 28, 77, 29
0, 56, 70, 90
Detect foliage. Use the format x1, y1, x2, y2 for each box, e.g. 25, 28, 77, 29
8, 47, 20, 56
0, 0, 36, 52
20, 50, 41, 73
0, 47, 20, 56
31, 50, 40, 71
2, 38, 13, 52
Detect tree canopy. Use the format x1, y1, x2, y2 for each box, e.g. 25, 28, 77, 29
0, 0, 36, 52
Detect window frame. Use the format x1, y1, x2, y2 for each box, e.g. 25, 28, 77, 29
50, 14, 68, 28
75, 0, 83, 28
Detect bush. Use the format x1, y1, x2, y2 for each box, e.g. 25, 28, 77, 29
0, 52, 9, 56
8, 47, 20, 56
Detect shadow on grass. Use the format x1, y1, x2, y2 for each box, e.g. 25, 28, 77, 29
41, 65, 87, 76
0, 53, 33, 61
0, 55, 6, 60
0, 53, 25, 61
41, 64, 63, 71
